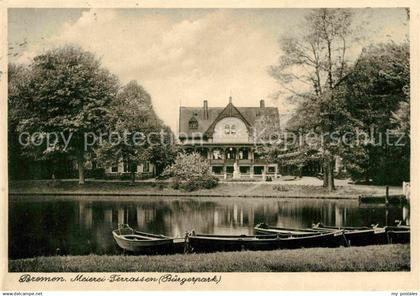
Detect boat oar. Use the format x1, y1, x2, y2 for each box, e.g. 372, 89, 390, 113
184, 230, 194, 254
340, 230, 349, 247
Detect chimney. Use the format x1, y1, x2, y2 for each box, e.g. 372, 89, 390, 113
229, 96, 233, 104
260, 99, 265, 109
203, 100, 209, 120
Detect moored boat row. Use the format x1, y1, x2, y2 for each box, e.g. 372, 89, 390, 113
112, 222, 410, 254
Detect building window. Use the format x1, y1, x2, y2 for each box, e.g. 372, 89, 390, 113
268, 166, 276, 173
212, 149, 223, 160
224, 124, 230, 134
225, 147, 236, 160
224, 124, 237, 135
111, 164, 118, 173
143, 161, 150, 173
212, 166, 223, 174
124, 160, 138, 173
189, 116, 198, 129
253, 166, 264, 175
240, 166, 250, 174
230, 125, 236, 135
132, 162, 138, 172
254, 148, 264, 160
239, 148, 249, 159
226, 166, 234, 174
197, 148, 208, 159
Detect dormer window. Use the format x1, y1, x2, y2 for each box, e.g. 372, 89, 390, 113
189, 116, 198, 129
224, 124, 230, 134
224, 124, 236, 135
230, 124, 236, 135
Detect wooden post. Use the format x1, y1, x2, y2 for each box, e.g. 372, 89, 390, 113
77, 156, 85, 185
385, 186, 389, 205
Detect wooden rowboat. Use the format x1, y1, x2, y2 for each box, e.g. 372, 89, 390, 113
385, 225, 410, 244
112, 224, 183, 253
187, 231, 346, 252
312, 223, 387, 246
254, 223, 324, 237
311, 223, 410, 244
312, 223, 372, 231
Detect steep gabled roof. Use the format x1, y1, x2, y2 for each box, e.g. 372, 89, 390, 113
179, 102, 280, 139
204, 102, 252, 137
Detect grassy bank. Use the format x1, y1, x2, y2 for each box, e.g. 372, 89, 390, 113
9, 244, 410, 272
9, 180, 401, 199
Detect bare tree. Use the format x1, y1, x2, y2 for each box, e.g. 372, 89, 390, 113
270, 8, 354, 191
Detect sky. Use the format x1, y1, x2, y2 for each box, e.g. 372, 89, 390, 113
8, 8, 409, 131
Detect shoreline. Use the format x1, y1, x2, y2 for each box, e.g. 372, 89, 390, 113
8, 179, 403, 200
9, 244, 410, 272
9, 191, 361, 199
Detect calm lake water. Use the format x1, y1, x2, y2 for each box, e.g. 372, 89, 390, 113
9, 196, 410, 259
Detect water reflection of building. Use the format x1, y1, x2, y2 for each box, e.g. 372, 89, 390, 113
104, 209, 113, 225
136, 207, 156, 229
74, 199, 410, 239
118, 208, 125, 225
78, 201, 92, 229
213, 211, 219, 226
335, 205, 343, 227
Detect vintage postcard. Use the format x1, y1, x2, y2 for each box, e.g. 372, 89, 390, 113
0, 0, 419, 292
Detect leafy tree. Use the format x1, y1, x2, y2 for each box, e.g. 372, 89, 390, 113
8, 63, 32, 179
16, 46, 119, 184
336, 43, 410, 184
392, 101, 410, 136
95, 80, 161, 184
143, 125, 179, 177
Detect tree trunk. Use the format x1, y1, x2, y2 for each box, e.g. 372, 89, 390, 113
365, 171, 370, 184
130, 161, 136, 185
77, 156, 85, 185
323, 158, 328, 187
130, 170, 135, 185
327, 159, 335, 192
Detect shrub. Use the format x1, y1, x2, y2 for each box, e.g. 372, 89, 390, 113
180, 175, 219, 191
334, 170, 350, 180
180, 180, 200, 192
172, 180, 180, 190
156, 174, 170, 180
201, 175, 219, 189
119, 173, 132, 180
164, 153, 218, 191
90, 168, 105, 179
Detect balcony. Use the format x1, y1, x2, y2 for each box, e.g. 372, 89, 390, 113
253, 159, 268, 165
238, 159, 252, 165
210, 159, 224, 165
225, 159, 235, 165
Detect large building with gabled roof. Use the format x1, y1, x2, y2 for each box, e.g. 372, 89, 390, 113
178, 97, 280, 179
